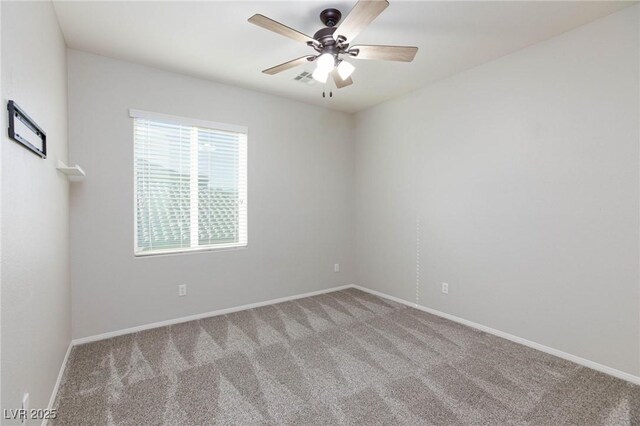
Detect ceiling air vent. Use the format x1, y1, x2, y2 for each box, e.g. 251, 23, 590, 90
293, 71, 315, 85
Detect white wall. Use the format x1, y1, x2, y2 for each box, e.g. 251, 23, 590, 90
355, 6, 640, 376
1, 1, 71, 420
68, 50, 355, 339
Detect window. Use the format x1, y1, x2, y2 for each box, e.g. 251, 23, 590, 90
131, 110, 247, 256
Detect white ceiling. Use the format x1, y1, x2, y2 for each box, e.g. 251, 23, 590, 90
52, 1, 633, 113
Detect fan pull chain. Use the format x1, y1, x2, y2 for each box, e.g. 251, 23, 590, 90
321, 78, 333, 98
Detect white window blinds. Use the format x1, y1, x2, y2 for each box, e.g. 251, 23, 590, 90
131, 110, 247, 255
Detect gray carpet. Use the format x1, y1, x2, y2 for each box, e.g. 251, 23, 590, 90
52, 288, 639, 425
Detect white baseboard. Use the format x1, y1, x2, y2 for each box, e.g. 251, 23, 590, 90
72, 284, 355, 346
351, 285, 640, 386
43, 342, 72, 426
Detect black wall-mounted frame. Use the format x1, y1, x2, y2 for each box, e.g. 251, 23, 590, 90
7, 100, 46, 158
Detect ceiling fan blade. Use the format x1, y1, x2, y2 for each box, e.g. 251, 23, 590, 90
350, 45, 418, 62
263, 56, 315, 75
248, 14, 316, 45
334, 0, 389, 44
331, 69, 353, 89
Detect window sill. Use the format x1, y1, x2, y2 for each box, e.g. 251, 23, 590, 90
134, 243, 248, 258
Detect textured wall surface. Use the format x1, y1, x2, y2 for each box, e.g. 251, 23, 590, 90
355, 6, 640, 375
68, 51, 355, 339
1, 1, 71, 419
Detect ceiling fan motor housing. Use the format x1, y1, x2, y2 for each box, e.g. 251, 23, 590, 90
313, 27, 338, 47
314, 8, 347, 59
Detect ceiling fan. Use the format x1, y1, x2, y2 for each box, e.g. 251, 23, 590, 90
248, 0, 418, 89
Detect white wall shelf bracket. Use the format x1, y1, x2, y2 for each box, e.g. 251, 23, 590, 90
56, 160, 85, 180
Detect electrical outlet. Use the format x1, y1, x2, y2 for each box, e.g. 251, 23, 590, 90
178, 284, 187, 297
441, 282, 449, 294
334, 263, 340, 273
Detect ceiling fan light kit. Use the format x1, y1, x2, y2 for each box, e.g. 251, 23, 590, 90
336, 60, 355, 80
312, 67, 330, 84
248, 0, 418, 91
313, 53, 338, 83
316, 53, 336, 73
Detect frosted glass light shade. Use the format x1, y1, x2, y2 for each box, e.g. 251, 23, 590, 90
312, 67, 329, 83
316, 53, 336, 73
336, 60, 355, 80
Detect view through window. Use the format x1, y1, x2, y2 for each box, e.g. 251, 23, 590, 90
132, 111, 247, 255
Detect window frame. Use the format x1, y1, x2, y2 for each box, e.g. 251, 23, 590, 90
130, 109, 248, 257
